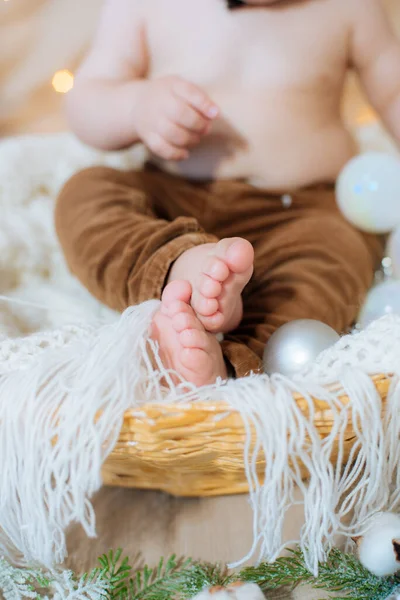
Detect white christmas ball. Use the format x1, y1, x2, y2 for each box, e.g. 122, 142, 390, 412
356, 512, 400, 577
232, 583, 265, 600
388, 227, 400, 278
336, 152, 400, 233
263, 319, 340, 377
358, 280, 400, 329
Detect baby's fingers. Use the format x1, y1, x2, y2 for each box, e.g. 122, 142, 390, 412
173, 80, 219, 120
146, 132, 189, 161
160, 120, 202, 148
166, 96, 211, 133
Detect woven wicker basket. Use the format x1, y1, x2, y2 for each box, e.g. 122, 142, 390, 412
101, 374, 391, 497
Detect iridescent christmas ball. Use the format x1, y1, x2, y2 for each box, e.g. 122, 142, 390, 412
263, 319, 340, 377
336, 152, 400, 233
387, 227, 400, 278
358, 279, 400, 329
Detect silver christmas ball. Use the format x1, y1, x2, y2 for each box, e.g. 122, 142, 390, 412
263, 319, 340, 377
388, 227, 400, 278
358, 279, 400, 329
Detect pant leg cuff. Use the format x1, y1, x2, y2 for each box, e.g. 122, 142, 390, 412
136, 231, 218, 303
221, 340, 263, 378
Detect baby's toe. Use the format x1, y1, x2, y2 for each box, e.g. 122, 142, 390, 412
199, 312, 224, 333
162, 280, 192, 307
180, 348, 213, 378
198, 274, 222, 299
214, 238, 254, 275
203, 257, 230, 282
168, 300, 194, 318
172, 312, 203, 333
179, 329, 209, 349
191, 291, 218, 316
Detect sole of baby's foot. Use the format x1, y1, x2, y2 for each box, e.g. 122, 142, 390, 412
151, 280, 227, 387
168, 238, 254, 333
192, 237, 254, 333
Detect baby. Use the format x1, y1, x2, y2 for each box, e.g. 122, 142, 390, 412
56, 0, 400, 386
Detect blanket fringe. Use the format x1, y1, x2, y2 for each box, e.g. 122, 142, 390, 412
0, 301, 399, 573
0, 301, 159, 566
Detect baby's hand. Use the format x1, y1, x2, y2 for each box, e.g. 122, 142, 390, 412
134, 76, 219, 160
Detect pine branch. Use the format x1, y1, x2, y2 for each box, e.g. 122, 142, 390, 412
311, 548, 400, 600
50, 570, 110, 600
0, 557, 110, 600
0, 559, 37, 600
239, 548, 400, 600
239, 548, 313, 591
127, 555, 194, 600
94, 549, 132, 599
176, 562, 232, 599
2, 545, 400, 600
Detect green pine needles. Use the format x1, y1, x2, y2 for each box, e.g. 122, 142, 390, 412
240, 548, 400, 599
1, 546, 400, 600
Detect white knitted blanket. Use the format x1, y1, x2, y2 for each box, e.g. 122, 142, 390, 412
0, 128, 399, 574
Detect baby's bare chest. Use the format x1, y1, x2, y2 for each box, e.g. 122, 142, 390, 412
146, 0, 349, 95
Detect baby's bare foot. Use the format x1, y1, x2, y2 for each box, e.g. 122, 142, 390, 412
169, 238, 254, 333
151, 280, 227, 387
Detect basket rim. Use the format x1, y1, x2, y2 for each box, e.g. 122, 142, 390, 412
124, 373, 392, 417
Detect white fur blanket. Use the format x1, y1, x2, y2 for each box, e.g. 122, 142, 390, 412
0, 129, 400, 573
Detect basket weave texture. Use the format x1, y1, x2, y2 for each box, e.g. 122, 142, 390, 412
102, 374, 390, 497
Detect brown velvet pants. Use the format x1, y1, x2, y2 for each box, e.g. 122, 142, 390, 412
55, 164, 383, 377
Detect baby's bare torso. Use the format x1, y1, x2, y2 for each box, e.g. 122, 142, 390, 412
145, 0, 356, 187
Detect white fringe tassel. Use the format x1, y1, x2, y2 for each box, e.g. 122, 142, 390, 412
1, 301, 400, 573
0, 300, 159, 567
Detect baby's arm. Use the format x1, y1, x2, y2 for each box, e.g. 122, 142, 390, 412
67, 0, 148, 150
350, 0, 400, 142
67, 0, 218, 156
